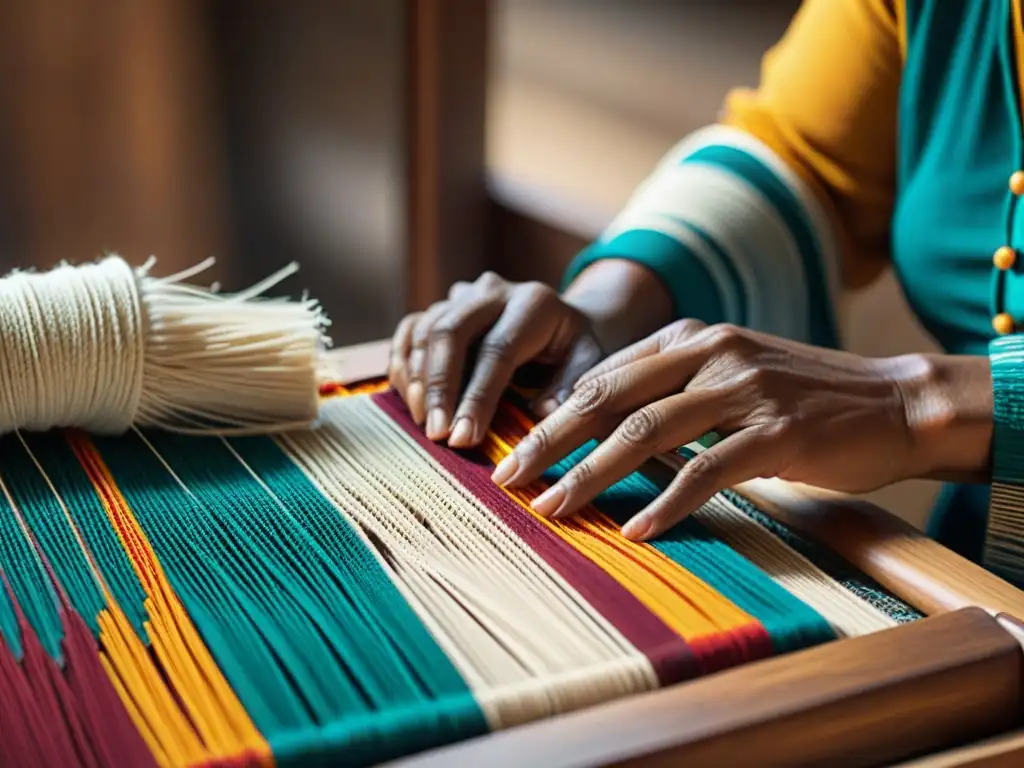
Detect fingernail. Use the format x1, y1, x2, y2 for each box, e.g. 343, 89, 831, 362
407, 382, 426, 423
621, 515, 652, 541
491, 453, 519, 486
426, 408, 448, 441
531, 485, 566, 517
448, 417, 475, 448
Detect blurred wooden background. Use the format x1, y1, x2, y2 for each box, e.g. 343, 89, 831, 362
0, 0, 488, 344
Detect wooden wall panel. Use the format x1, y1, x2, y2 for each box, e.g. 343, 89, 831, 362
0, 0, 227, 277
407, 0, 491, 311
0, 0, 491, 341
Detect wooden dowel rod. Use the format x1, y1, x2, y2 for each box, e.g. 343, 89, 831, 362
739, 478, 1024, 619
386, 609, 1024, 768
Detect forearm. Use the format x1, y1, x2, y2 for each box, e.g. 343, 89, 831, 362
561, 259, 674, 354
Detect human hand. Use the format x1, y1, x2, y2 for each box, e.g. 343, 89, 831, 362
388, 272, 605, 448
490, 319, 993, 541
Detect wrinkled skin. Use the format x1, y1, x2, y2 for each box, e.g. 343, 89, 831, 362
389, 266, 993, 542
388, 271, 605, 448
491, 319, 992, 540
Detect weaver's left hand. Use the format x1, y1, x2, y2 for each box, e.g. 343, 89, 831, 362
490, 320, 993, 541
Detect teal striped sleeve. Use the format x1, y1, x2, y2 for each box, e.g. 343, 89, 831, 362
984, 334, 1024, 584
562, 124, 842, 349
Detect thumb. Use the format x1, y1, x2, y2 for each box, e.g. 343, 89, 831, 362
531, 334, 604, 417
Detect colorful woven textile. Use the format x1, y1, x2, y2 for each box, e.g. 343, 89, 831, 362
0, 386, 920, 767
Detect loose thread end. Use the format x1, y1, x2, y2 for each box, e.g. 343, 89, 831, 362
134, 257, 333, 435
0, 254, 333, 438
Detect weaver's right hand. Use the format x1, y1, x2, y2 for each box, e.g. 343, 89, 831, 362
388, 272, 605, 449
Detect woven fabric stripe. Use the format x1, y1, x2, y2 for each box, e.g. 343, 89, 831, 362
287, 396, 659, 732
0, 435, 108, 638
721, 490, 923, 623
70, 431, 267, 765
537, 440, 838, 653
0, 472, 64, 661
87, 427, 485, 767
2, 380, 921, 767
21, 431, 150, 638
373, 389, 701, 684
985, 334, 1024, 584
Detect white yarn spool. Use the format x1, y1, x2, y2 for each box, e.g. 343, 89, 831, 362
0, 255, 330, 436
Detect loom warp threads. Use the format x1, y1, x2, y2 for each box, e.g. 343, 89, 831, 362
0, 255, 329, 436
0, 386, 925, 766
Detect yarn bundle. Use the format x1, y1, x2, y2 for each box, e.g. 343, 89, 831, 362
0, 255, 329, 436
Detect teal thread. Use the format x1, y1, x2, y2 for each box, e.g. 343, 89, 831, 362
0, 447, 63, 662
720, 490, 922, 623
0, 435, 109, 638
0, 568, 23, 658
991, 335, 1024, 485
27, 431, 150, 638
88, 429, 485, 767
544, 442, 836, 654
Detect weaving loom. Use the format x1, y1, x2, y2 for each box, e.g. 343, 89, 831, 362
4, 337, 1024, 767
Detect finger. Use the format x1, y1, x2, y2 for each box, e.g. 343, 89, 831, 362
532, 334, 604, 418
621, 424, 786, 541
575, 318, 708, 389
388, 313, 420, 399
573, 336, 662, 390
529, 388, 727, 520
448, 289, 560, 448
423, 296, 506, 441
496, 347, 709, 488
406, 302, 450, 423
447, 280, 473, 302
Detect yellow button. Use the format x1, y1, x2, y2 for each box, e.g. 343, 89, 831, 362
994, 313, 1015, 335
1011, 171, 1024, 196
995, 246, 1018, 270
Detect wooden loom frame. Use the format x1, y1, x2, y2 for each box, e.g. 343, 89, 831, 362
323, 341, 1024, 768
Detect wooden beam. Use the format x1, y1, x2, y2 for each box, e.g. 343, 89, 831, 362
406, 0, 490, 311
738, 478, 1024, 620
895, 730, 1024, 767
384, 609, 1023, 768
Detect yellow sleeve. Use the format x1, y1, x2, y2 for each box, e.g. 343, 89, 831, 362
723, 0, 902, 289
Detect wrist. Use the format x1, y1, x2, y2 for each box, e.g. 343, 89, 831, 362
883, 353, 993, 482
562, 259, 675, 353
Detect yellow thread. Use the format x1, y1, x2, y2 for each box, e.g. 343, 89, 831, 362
98, 610, 200, 763
68, 432, 272, 768
483, 407, 758, 642
10, 432, 211, 766
334, 381, 390, 397
101, 653, 172, 768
